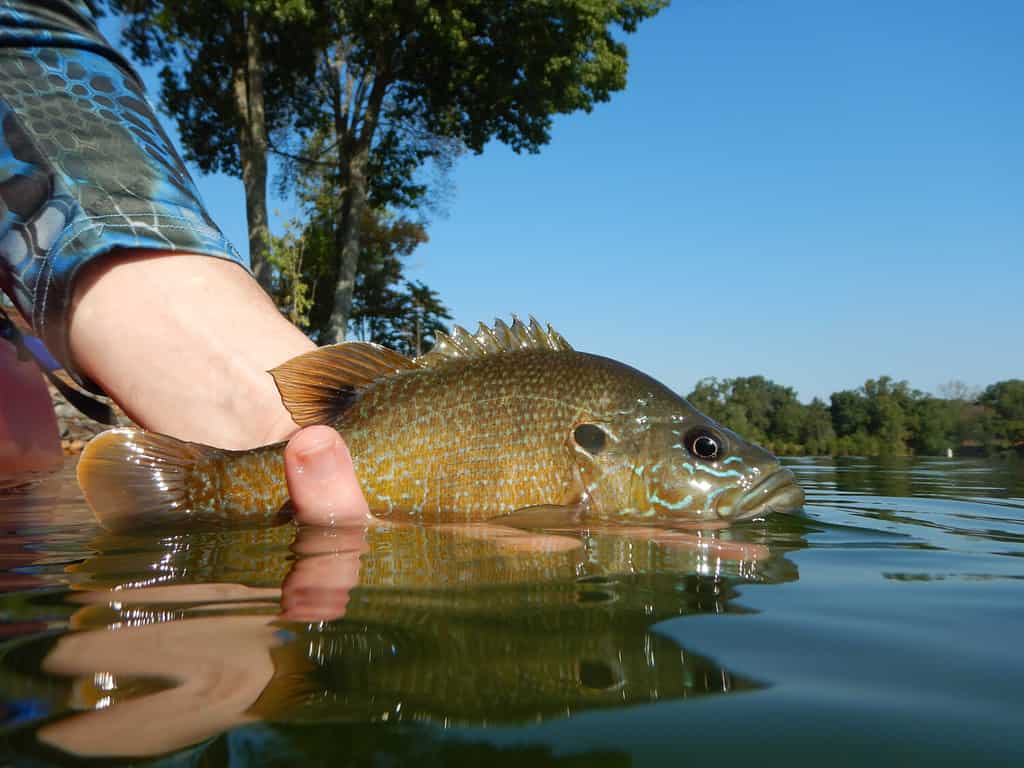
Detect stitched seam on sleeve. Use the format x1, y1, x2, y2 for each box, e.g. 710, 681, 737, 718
51, 219, 240, 261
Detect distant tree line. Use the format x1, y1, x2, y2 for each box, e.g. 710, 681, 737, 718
686, 376, 1024, 457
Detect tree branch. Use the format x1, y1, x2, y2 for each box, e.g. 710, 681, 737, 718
266, 141, 336, 168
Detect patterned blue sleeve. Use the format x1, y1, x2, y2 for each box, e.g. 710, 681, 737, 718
0, 0, 246, 387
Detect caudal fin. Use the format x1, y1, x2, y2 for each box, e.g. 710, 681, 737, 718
77, 428, 221, 532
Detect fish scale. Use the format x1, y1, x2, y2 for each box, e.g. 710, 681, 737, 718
76, 318, 804, 531
341, 349, 649, 520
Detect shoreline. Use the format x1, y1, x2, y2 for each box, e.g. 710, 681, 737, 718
49, 382, 130, 455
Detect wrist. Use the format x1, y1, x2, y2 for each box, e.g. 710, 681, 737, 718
68, 250, 315, 449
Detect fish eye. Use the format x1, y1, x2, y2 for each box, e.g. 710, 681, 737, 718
573, 424, 608, 455
685, 429, 721, 461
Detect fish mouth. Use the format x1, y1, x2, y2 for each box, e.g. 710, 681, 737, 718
728, 468, 804, 520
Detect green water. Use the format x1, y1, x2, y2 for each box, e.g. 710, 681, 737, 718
0, 456, 1022, 766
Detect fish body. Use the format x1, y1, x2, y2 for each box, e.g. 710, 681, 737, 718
349, 348, 674, 519
78, 318, 804, 531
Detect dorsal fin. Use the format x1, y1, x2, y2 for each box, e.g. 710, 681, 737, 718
418, 315, 572, 369
269, 342, 418, 427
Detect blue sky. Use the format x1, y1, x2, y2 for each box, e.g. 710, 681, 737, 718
100, 0, 1023, 402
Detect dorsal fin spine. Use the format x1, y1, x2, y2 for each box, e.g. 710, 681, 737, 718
416, 315, 573, 368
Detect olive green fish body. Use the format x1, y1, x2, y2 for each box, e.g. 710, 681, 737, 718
340, 349, 673, 521
77, 318, 804, 531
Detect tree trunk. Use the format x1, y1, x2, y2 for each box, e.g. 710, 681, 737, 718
320, 143, 369, 344
320, 62, 388, 344
231, 12, 273, 293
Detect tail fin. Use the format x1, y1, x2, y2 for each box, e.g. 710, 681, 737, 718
77, 428, 221, 532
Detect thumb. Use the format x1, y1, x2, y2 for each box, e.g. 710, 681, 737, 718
284, 425, 371, 526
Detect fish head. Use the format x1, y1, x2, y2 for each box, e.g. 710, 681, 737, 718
569, 408, 804, 524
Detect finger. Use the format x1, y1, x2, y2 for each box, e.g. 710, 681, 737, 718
280, 546, 364, 622
284, 426, 370, 527
291, 524, 370, 556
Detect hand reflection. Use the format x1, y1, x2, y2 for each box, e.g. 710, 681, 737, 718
282, 523, 588, 621
39, 517, 782, 758
281, 526, 367, 621
38, 614, 279, 757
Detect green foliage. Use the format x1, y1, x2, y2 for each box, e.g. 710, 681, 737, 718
108, 1, 667, 339
268, 218, 314, 327
337, 0, 670, 154
281, 0, 668, 340
980, 380, 1024, 445
687, 376, 1024, 457
347, 213, 453, 356
268, 200, 453, 355
912, 397, 959, 456
109, 0, 318, 175
830, 390, 869, 437
687, 376, 801, 448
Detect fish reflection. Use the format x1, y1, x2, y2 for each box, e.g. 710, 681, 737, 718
24, 520, 801, 758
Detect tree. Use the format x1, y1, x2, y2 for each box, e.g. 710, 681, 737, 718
694, 374, 1020, 457
831, 389, 869, 438
980, 379, 1024, 446
272, 189, 452, 354
346, 210, 453, 355
109, 0, 320, 291
799, 398, 836, 455
938, 379, 978, 402
398, 280, 452, 357
268, 217, 314, 326
912, 397, 957, 455
686, 376, 803, 449
687, 378, 728, 423
284, 0, 668, 342
957, 402, 996, 451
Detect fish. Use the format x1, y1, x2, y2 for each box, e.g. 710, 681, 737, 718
77, 316, 804, 531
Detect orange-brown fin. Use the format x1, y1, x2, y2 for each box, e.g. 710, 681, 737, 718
77, 428, 220, 532
269, 342, 419, 427
489, 504, 586, 530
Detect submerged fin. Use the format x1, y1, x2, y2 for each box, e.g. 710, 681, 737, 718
489, 504, 586, 530
270, 342, 418, 427
77, 428, 221, 532
418, 315, 573, 369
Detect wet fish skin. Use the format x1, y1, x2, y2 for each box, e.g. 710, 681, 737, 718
77, 319, 804, 531
340, 348, 782, 523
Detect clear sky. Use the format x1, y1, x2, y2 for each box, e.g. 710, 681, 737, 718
100, 0, 1023, 403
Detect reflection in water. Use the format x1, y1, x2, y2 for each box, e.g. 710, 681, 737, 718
0, 475, 803, 758
793, 456, 1024, 558
34, 572, 762, 757
797, 454, 1024, 503
3, 458, 1024, 765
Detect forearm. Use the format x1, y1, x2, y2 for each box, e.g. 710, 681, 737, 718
69, 251, 313, 449
0, 3, 369, 524
0, 4, 246, 384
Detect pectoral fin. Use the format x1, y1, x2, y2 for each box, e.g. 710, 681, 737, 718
269, 342, 419, 427
489, 504, 586, 530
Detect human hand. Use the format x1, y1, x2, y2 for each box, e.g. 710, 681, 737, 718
284, 425, 371, 527
68, 251, 371, 526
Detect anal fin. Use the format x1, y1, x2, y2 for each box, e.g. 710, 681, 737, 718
489, 504, 586, 531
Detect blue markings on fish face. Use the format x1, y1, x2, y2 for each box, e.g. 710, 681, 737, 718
591, 414, 783, 522
570, 394, 787, 523
694, 464, 744, 480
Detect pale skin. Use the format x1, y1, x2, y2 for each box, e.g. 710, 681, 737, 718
67, 250, 370, 527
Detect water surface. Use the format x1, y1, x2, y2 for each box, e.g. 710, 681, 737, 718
0, 456, 1022, 765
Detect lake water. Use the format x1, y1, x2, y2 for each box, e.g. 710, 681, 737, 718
0, 456, 1022, 765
